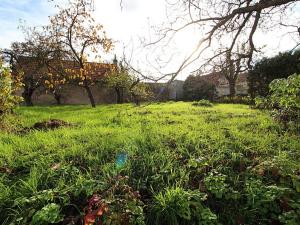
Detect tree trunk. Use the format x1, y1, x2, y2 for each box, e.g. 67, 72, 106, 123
115, 87, 122, 104
132, 93, 140, 106
54, 92, 61, 105
22, 87, 34, 106
229, 79, 236, 98
120, 88, 124, 104
84, 84, 96, 108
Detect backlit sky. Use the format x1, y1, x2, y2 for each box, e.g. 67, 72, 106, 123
0, 0, 299, 80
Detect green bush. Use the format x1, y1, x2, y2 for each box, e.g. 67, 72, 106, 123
0, 59, 23, 117
0, 59, 23, 131
31, 203, 63, 225
192, 99, 214, 107
248, 49, 300, 98
256, 74, 300, 128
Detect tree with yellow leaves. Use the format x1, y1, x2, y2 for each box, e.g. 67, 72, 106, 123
44, 71, 67, 105
0, 58, 23, 116
1, 24, 69, 106
46, 0, 113, 107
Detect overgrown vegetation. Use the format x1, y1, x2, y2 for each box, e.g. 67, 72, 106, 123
0, 102, 299, 224
192, 99, 213, 107
0, 59, 23, 131
0, 59, 23, 115
255, 74, 300, 130
248, 50, 300, 99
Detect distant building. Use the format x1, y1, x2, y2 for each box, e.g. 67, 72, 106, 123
198, 72, 249, 97
147, 80, 185, 101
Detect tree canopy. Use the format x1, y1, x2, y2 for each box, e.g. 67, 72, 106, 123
248, 49, 300, 98
46, 0, 113, 107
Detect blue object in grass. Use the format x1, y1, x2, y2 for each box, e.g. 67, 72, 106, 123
116, 152, 128, 169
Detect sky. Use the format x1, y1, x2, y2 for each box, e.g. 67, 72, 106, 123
0, 0, 299, 80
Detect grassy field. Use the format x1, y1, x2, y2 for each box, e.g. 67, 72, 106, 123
0, 102, 299, 225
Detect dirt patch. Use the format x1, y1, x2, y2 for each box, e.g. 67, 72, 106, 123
20, 119, 71, 134
135, 110, 152, 115
0, 166, 12, 174
32, 119, 70, 130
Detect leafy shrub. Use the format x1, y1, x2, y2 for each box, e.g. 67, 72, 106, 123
269, 74, 299, 123
204, 171, 228, 199
31, 203, 63, 225
254, 96, 270, 109
149, 187, 218, 225
106, 61, 153, 105
0, 59, 23, 131
0, 59, 23, 117
279, 199, 300, 225
192, 99, 213, 107
244, 179, 289, 223
248, 49, 300, 98
255, 74, 300, 127
130, 82, 153, 105
84, 176, 145, 225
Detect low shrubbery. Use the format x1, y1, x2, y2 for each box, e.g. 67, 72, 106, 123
192, 99, 214, 107
0, 59, 23, 131
248, 49, 300, 98
216, 95, 252, 105
255, 74, 300, 129
0, 59, 23, 116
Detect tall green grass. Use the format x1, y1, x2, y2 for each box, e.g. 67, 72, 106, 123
0, 102, 299, 224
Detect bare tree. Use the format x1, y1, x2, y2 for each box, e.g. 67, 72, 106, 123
146, 0, 300, 80
219, 51, 243, 97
